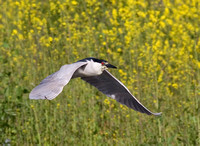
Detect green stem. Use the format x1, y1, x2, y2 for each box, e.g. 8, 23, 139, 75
33, 108, 41, 145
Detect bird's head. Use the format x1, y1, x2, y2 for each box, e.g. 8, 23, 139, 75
100, 60, 117, 70
78, 57, 117, 71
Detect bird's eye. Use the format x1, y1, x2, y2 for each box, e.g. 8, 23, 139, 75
101, 62, 105, 65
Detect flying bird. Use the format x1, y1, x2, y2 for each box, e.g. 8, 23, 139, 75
29, 57, 161, 116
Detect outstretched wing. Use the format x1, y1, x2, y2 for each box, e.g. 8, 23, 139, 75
29, 62, 87, 100
81, 70, 161, 116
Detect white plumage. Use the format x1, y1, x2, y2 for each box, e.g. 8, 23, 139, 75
29, 61, 87, 100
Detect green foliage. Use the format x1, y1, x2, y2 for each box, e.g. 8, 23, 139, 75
0, 0, 199, 145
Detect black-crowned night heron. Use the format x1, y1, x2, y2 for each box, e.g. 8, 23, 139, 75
30, 57, 161, 116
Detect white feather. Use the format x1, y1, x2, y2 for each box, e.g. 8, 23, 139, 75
29, 62, 87, 100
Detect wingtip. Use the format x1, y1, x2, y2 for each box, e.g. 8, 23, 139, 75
152, 112, 162, 116
29, 95, 40, 100
29, 96, 46, 100
29, 93, 44, 100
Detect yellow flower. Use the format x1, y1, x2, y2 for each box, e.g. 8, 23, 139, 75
71, 1, 78, 5
106, 109, 110, 113
104, 99, 110, 105
172, 83, 178, 89
57, 103, 60, 108
30, 105, 34, 109
15, 1, 20, 6
102, 42, 106, 46
107, 49, 112, 54
18, 34, 24, 40
48, 37, 53, 42
12, 29, 18, 35
117, 48, 122, 53
112, 9, 117, 19
158, 70, 164, 83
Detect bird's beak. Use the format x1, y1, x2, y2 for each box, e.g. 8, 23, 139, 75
106, 63, 117, 69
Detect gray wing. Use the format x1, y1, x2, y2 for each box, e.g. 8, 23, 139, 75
81, 70, 161, 116
29, 62, 87, 100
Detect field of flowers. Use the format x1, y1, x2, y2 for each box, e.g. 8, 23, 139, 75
0, 0, 199, 145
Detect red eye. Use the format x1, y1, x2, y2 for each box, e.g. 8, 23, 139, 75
101, 62, 105, 65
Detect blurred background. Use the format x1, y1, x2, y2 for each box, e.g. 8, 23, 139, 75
0, 0, 199, 145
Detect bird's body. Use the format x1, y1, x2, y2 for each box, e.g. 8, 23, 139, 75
72, 59, 104, 78
30, 57, 161, 116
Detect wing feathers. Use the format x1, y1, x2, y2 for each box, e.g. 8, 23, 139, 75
29, 62, 87, 100
82, 70, 161, 116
